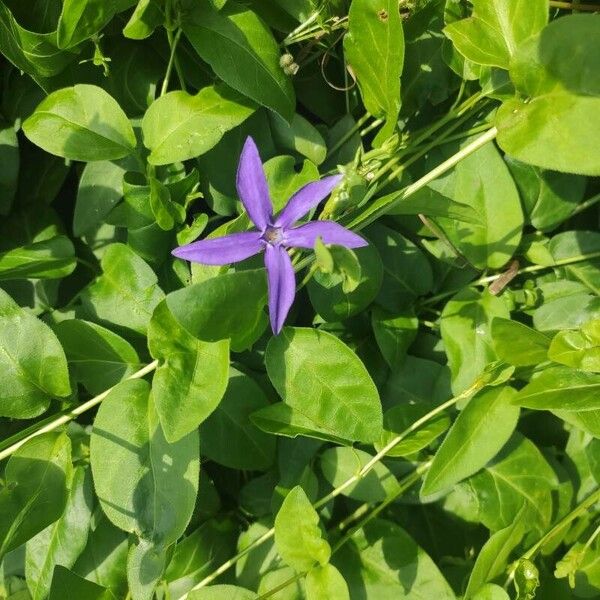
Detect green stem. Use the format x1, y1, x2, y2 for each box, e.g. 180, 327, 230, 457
422, 249, 600, 307
326, 113, 371, 160
572, 191, 600, 217
0, 361, 159, 461
505, 486, 600, 586
161, 28, 183, 97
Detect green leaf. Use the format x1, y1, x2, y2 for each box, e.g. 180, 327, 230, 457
274, 486, 331, 572
431, 139, 523, 270
0, 236, 76, 280
74, 160, 127, 237
0, 288, 71, 418
123, 0, 164, 40
25, 467, 94, 600
334, 519, 456, 599
471, 584, 511, 600
250, 402, 357, 445
308, 244, 383, 321
367, 223, 433, 310
371, 308, 418, 368
506, 158, 586, 231
514, 559, 540, 600
514, 366, 600, 411
81, 243, 165, 336
375, 402, 451, 458
200, 368, 276, 471
53, 319, 141, 395
182, 0, 295, 120
320, 447, 400, 502
496, 15, 600, 175
127, 538, 168, 600
491, 317, 551, 366
549, 230, 600, 295
0, 4, 77, 79
90, 379, 199, 546
441, 289, 509, 394
549, 319, 600, 372
270, 113, 326, 165
57, 0, 137, 48
142, 85, 256, 166
464, 508, 526, 599
305, 564, 349, 600
0, 432, 70, 560
49, 566, 114, 600
187, 586, 257, 600
469, 434, 557, 534
422, 386, 520, 497
344, 0, 404, 137
149, 300, 229, 442
444, 0, 547, 69
23, 85, 136, 162
265, 327, 383, 444
166, 269, 268, 352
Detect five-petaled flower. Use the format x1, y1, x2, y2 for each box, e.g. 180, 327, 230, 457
172, 137, 367, 334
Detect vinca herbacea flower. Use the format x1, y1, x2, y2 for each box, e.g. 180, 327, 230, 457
172, 136, 367, 334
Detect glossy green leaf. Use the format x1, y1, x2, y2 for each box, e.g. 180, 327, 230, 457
188, 586, 257, 600
48, 566, 114, 600
549, 230, 600, 295
0, 433, 70, 560
320, 447, 400, 502
444, 0, 547, 69
54, 319, 141, 395
266, 327, 383, 444
305, 564, 349, 600
270, 113, 326, 165
74, 160, 127, 237
142, 85, 255, 165
123, 0, 164, 40
308, 244, 383, 321
548, 319, 600, 372
441, 288, 509, 394
344, 0, 404, 137
23, 85, 136, 162
149, 300, 229, 442
514, 366, 600, 411
200, 368, 276, 470
81, 243, 165, 336
422, 386, 519, 497
127, 538, 168, 600
0, 236, 76, 280
183, 0, 295, 120
432, 139, 523, 270
0, 288, 70, 418
469, 434, 557, 534
25, 467, 94, 600
166, 269, 268, 352
274, 486, 331, 572
90, 379, 199, 546
57, 0, 137, 48
367, 223, 433, 310
334, 519, 456, 599
371, 307, 418, 368
496, 15, 600, 175
491, 317, 551, 366
471, 584, 511, 600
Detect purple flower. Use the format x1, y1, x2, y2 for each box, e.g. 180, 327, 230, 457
172, 137, 367, 334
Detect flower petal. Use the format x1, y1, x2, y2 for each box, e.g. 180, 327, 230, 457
236, 136, 273, 230
264, 244, 296, 335
284, 221, 368, 250
274, 174, 342, 227
172, 231, 263, 265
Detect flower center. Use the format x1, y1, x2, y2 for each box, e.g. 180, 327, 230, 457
263, 226, 284, 245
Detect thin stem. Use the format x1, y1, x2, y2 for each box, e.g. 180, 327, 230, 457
161, 28, 183, 97
183, 389, 469, 597
422, 250, 600, 307
572, 191, 600, 217
548, 0, 600, 10
283, 11, 321, 45
505, 486, 600, 587
0, 361, 159, 461
347, 127, 498, 231
326, 113, 371, 159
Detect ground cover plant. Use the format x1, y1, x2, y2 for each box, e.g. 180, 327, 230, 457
1, 0, 600, 598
